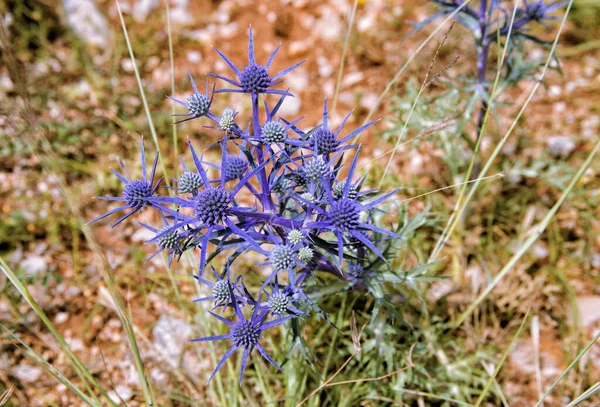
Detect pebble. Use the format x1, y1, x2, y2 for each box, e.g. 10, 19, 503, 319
132, 0, 159, 22
315, 6, 342, 40
547, 136, 575, 158
64, 0, 110, 48
12, 364, 43, 383
152, 315, 192, 366
277, 94, 302, 116
107, 385, 133, 403
22, 255, 47, 276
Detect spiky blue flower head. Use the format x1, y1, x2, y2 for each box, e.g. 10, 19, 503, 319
212, 279, 231, 304
195, 187, 230, 226
313, 127, 338, 155
124, 180, 152, 208
333, 181, 358, 200
168, 73, 215, 124
329, 198, 361, 231
348, 263, 365, 278
287, 229, 303, 245
219, 108, 237, 132
304, 157, 328, 182
267, 292, 290, 316
157, 226, 178, 249
224, 155, 248, 181
291, 173, 307, 188
209, 27, 305, 97
273, 177, 292, 193
309, 100, 378, 156
522, 0, 567, 22
262, 121, 287, 144
300, 192, 315, 204
88, 138, 161, 227
270, 244, 295, 270
297, 246, 314, 264
178, 171, 203, 195
191, 291, 291, 384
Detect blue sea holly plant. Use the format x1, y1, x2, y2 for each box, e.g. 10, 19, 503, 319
88, 28, 427, 383
406, 0, 568, 153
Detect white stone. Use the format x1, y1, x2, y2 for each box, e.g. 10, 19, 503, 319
317, 56, 333, 77
315, 6, 342, 40
152, 315, 192, 366
108, 385, 133, 403
186, 50, 202, 64
133, 0, 159, 22
360, 92, 379, 111
277, 95, 301, 117
577, 296, 600, 328
547, 136, 575, 158
64, 0, 110, 48
22, 255, 47, 276
131, 227, 156, 243
55, 312, 69, 324
12, 364, 43, 383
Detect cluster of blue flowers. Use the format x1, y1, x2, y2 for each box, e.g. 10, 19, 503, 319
89, 28, 401, 383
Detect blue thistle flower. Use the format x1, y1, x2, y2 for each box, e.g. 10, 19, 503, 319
303, 147, 401, 264
297, 246, 314, 264
270, 244, 295, 271
223, 154, 248, 181
219, 108, 237, 132
148, 139, 271, 276
168, 73, 216, 124
139, 215, 182, 267
88, 138, 161, 227
191, 289, 291, 384
178, 171, 203, 195
310, 100, 378, 156
209, 27, 305, 98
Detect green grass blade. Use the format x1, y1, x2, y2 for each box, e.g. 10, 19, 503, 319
534, 330, 600, 407
473, 312, 530, 407
455, 137, 600, 327
115, 0, 170, 186
565, 381, 600, 407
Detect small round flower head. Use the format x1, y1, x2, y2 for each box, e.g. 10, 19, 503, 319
186, 93, 211, 118
348, 263, 365, 278
292, 173, 307, 187
267, 293, 290, 315
300, 192, 315, 204
124, 180, 152, 209
212, 280, 230, 304
297, 246, 314, 264
224, 156, 248, 181
312, 127, 338, 155
240, 64, 271, 94
329, 198, 360, 231
195, 187, 230, 226
179, 171, 203, 194
273, 177, 292, 193
157, 226, 178, 250
262, 121, 287, 144
230, 319, 261, 348
270, 244, 294, 270
333, 181, 358, 200
304, 158, 328, 182
219, 108, 236, 132
287, 229, 303, 245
